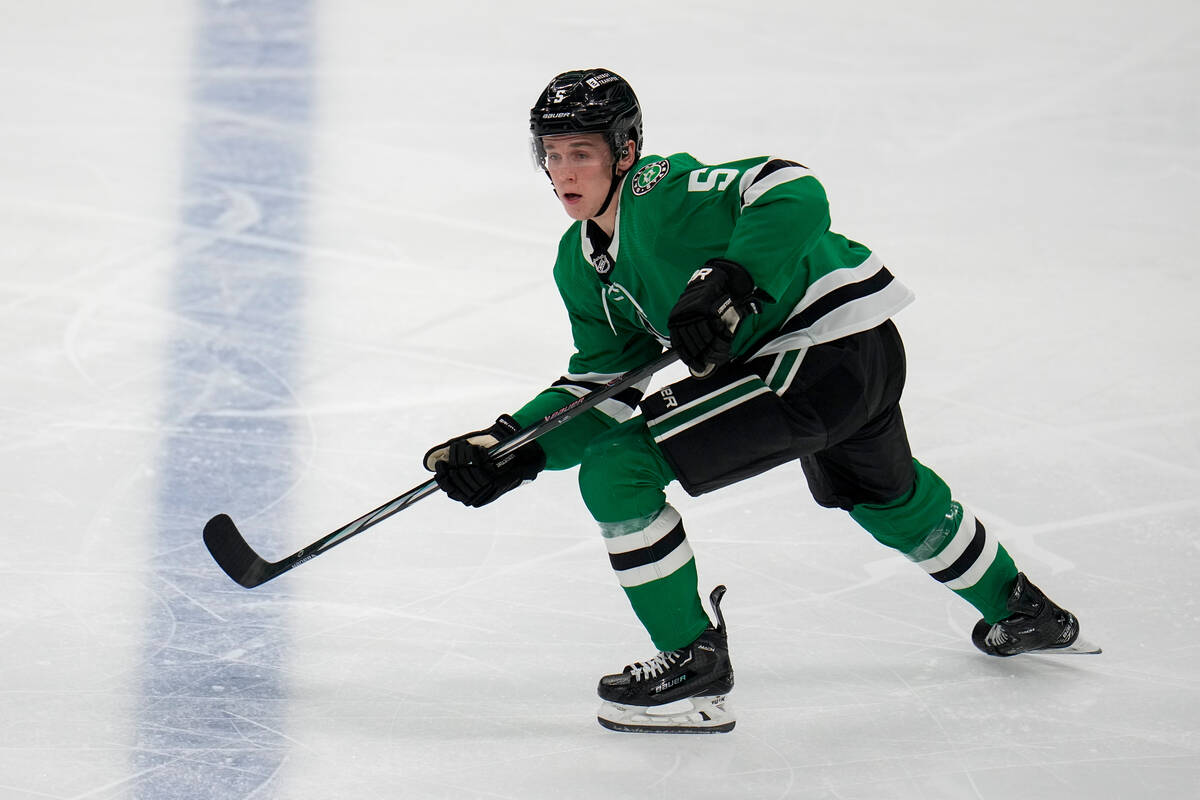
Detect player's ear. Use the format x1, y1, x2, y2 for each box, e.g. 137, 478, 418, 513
617, 139, 638, 172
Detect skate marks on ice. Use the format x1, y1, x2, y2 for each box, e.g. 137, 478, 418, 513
130, 0, 318, 796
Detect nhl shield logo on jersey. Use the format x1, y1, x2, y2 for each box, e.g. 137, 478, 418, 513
632, 159, 670, 196
592, 252, 613, 277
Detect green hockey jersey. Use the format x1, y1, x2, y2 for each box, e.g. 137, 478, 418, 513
513, 152, 914, 469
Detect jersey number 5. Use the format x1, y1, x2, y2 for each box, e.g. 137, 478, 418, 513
688, 168, 739, 192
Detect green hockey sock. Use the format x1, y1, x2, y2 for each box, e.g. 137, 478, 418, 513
850, 459, 1017, 623
576, 421, 709, 650
599, 505, 710, 651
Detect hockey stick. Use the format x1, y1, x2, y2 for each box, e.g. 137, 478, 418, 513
203, 349, 680, 588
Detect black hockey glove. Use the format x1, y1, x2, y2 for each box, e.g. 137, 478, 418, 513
423, 414, 546, 508
667, 258, 769, 378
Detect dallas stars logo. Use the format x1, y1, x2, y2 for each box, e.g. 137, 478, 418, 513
631, 159, 670, 196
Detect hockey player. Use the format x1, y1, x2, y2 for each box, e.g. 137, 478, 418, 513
423, 68, 1091, 734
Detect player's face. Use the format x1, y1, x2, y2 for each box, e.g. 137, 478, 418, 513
541, 134, 618, 220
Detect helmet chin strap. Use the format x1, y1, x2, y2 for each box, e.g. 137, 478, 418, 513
594, 165, 622, 218
594, 142, 633, 218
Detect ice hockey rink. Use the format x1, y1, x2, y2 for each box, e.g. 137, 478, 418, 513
2, 0, 1197, 797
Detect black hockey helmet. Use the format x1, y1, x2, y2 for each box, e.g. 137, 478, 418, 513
530, 68, 642, 166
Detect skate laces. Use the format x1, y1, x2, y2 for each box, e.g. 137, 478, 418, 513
627, 650, 681, 682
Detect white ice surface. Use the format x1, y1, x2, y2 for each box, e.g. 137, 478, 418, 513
1, 1, 1198, 798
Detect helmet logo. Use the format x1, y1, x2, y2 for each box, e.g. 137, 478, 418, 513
586, 73, 619, 89
553, 89, 567, 103
632, 159, 670, 196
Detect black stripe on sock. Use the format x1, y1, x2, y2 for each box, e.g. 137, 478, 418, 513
930, 519, 987, 584
608, 521, 687, 573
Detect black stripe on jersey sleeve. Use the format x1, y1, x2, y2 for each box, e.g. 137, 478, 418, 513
740, 159, 810, 207
752, 159, 807, 182
551, 376, 605, 392
930, 519, 987, 584
550, 377, 644, 412
607, 520, 687, 572
778, 266, 895, 336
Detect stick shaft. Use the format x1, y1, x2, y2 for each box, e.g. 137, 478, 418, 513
204, 350, 678, 586
300, 349, 678, 556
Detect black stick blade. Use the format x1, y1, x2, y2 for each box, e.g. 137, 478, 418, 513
203, 514, 275, 588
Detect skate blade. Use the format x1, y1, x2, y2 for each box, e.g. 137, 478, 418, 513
597, 694, 735, 734
1032, 635, 1102, 655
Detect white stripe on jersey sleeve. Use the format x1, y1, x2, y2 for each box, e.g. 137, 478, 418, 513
739, 161, 815, 208
563, 370, 624, 384
553, 377, 651, 423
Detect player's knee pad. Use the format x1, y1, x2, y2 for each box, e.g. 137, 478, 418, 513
578, 421, 674, 523
848, 459, 951, 552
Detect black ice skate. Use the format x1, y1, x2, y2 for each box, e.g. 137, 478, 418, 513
596, 585, 735, 733
972, 573, 1100, 656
